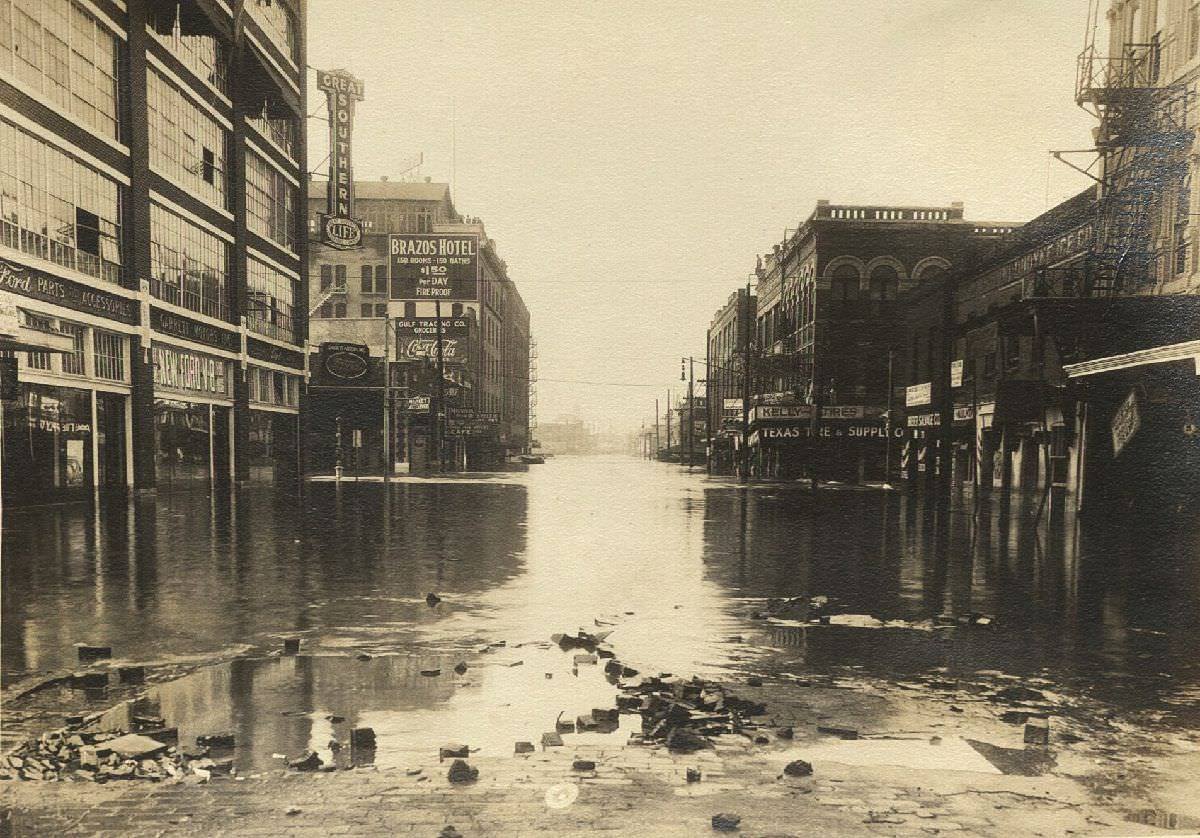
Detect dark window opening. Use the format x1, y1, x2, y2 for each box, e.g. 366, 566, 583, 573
320, 264, 332, 290
75, 208, 100, 255
202, 147, 216, 184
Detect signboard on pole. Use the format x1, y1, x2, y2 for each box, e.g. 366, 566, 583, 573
1111, 387, 1140, 457
950, 359, 964, 389
389, 234, 479, 301
906, 382, 932, 407
317, 69, 365, 249
394, 317, 470, 364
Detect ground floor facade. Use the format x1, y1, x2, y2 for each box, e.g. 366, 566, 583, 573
1, 266, 306, 506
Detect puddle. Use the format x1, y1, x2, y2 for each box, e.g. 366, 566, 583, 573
88, 645, 629, 774
780, 737, 1001, 774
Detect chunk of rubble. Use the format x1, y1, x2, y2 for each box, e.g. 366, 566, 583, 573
446, 759, 478, 783
439, 743, 470, 760
783, 759, 813, 777
711, 812, 741, 831
288, 751, 323, 771
104, 733, 169, 760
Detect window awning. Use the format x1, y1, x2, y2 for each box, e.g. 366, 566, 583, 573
1063, 338, 1200, 379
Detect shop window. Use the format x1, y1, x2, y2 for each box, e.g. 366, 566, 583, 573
61, 322, 85, 375
93, 329, 125, 381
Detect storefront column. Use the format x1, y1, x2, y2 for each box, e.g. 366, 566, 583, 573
129, 336, 157, 494
233, 371, 251, 484
977, 426, 995, 498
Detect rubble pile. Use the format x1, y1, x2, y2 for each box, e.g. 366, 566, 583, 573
617, 674, 768, 751
0, 725, 233, 783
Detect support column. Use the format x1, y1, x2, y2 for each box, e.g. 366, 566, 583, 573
125, 5, 155, 495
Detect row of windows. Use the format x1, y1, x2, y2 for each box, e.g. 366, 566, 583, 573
147, 65, 228, 209
360, 263, 388, 293
313, 299, 469, 320
246, 104, 296, 159
246, 150, 296, 253
0, 117, 123, 283
355, 203, 439, 234
248, 366, 299, 407
246, 257, 297, 343
149, 203, 228, 320
148, 4, 228, 96
0, 0, 120, 139
248, 0, 298, 63
16, 309, 127, 381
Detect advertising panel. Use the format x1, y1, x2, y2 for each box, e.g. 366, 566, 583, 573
906, 382, 932, 407
394, 317, 470, 364
389, 234, 479, 301
152, 344, 230, 398
1111, 387, 1140, 458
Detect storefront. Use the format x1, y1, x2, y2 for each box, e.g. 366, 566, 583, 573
1, 300, 134, 504
151, 342, 235, 492
245, 342, 304, 484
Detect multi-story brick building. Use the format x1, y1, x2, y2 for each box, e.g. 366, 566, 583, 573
706, 286, 754, 474
0, 0, 308, 504
745, 200, 1011, 482
305, 180, 530, 473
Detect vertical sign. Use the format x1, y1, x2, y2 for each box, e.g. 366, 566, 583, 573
317, 69, 365, 249
1110, 387, 1140, 458
950, 359, 964, 389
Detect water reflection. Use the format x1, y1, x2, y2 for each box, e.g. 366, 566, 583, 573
3, 456, 1198, 726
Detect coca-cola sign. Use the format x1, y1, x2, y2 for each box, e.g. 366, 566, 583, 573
395, 317, 469, 365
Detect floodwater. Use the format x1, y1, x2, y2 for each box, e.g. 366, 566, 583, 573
3, 456, 1199, 768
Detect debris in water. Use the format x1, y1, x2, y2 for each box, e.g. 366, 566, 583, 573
75, 644, 112, 663
571, 759, 596, 771
454, 662, 468, 675
686, 767, 702, 782
282, 638, 300, 655
783, 759, 813, 777
288, 751, 322, 771
426, 593, 442, 607
439, 743, 470, 760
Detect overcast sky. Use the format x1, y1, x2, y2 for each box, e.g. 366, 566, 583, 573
306, 0, 1097, 436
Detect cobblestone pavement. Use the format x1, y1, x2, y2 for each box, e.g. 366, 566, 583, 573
0, 730, 1179, 837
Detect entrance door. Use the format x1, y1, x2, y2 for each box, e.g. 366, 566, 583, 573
96, 392, 127, 490
211, 405, 231, 489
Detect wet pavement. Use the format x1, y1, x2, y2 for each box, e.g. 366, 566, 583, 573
2, 456, 1200, 834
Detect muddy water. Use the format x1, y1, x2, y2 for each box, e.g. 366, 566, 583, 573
4, 456, 1199, 758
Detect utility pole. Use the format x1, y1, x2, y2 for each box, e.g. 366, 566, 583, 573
684, 356, 695, 470
434, 299, 447, 472
810, 347, 821, 491
885, 348, 894, 484
655, 398, 660, 458
383, 314, 391, 482
666, 388, 672, 454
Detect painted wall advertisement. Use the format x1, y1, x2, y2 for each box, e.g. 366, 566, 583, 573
152, 345, 230, 397
389, 234, 479, 300
394, 317, 470, 364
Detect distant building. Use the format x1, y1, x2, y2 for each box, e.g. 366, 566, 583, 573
305, 179, 530, 473
536, 417, 595, 455
0, 0, 308, 503
706, 287, 754, 474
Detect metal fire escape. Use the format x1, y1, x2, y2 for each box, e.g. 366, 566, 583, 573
528, 337, 539, 448
1059, 4, 1195, 296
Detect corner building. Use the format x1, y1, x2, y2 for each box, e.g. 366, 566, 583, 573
0, 0, 308, 504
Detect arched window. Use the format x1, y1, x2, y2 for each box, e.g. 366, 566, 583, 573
831, 264, 859, 301
869, 265, 899, 300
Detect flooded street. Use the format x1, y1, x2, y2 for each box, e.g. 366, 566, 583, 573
4, 457, 1200, 835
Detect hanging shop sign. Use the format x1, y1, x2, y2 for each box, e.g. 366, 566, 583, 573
950, 359, 964, 389
906, 382, 932, 407
152, 344, 229, 397
320, 342, 368, 380
398, 396, 431, 411
0, 258, 137, 324
317, 68, 365, 249
389, 234, 479, 301
150, 307, 239, 352
394, 317, 470, 363
1110, 387, 1140, 458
